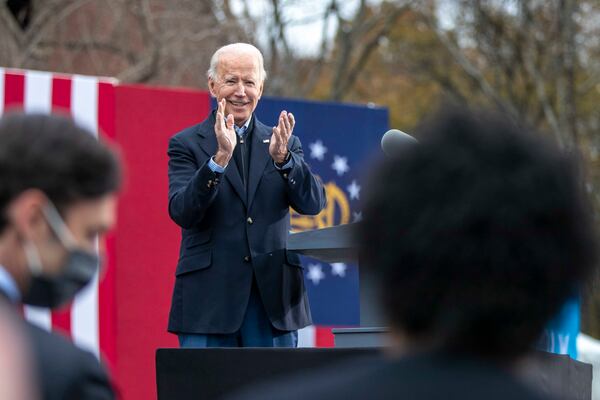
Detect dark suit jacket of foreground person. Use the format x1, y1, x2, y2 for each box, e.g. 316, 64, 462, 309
0, 290, 114, 400
229, 354, 548, 400
167, 111, 326, 334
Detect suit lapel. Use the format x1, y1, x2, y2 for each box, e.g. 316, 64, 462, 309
197, 112, 246, 205
247, 118, 272, 210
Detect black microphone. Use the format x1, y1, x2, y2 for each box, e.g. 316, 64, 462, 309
380, 129, 418, 157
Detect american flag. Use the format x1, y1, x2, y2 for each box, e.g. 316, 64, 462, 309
0, 68, 117, 366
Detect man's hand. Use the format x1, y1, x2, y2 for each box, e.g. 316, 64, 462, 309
270, 110, 295, 164
214, 98, 236, 167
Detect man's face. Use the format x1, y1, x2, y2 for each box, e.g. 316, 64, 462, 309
208, 52, 264, 126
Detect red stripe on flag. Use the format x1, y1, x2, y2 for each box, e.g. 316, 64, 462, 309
50, 75, 74, 337
51, 76, 71, 114
315, 327, 335, 348
51, 304, 72, 338
98, 81, 117, 372
4, 72, 25, 110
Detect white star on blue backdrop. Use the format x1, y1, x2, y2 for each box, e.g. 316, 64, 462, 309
307, 264, 325, 285
331, 155, 350, 176
346, 180, 361, 200
309, 140, 328, 161
331, 263, 347, 277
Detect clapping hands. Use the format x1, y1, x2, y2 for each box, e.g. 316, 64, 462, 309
270, 111, 295, 164
213, 99, 236, 167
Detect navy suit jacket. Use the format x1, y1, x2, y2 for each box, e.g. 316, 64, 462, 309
167, 112, 326, 334
0, 291, 114, 400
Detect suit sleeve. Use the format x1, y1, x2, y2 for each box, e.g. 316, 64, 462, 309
167, 135, 220, 229
282, 135, 327, 215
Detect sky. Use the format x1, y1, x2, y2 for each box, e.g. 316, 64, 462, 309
230, 0, 373, 56
231, 0, 458, 56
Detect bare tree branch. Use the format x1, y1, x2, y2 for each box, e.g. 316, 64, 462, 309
16, 0, 95, 67
0, 4, 24, 47
298, 0, 337, 97
116, 0, 160, 82
334, 4, 408, 100
270, 0, 292, 60
425, 10, 521, 120
556, 0, 579, 147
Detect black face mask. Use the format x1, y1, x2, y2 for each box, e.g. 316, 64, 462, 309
21, 202, 99, 309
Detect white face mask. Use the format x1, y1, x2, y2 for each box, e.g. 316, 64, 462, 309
21, 201, 99, 309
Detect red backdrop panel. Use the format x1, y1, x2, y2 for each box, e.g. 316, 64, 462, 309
98, 81, 118, 376
113, 84, 211, 400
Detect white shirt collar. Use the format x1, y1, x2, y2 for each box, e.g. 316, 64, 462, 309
232, 116, 252, 137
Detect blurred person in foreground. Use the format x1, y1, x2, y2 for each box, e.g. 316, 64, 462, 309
0, 302, 38, 400
0, 113, 121, 399
167, 43, 326, 347
230, 106, 597, 400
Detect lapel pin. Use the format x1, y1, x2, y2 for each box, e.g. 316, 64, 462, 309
263, 139, 270, 143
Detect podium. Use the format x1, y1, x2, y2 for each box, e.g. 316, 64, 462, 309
287, 222, 389, 347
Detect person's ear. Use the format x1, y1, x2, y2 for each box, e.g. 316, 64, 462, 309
6, 190, 49, 241
257, 81, 264, 100
208, 78, 217, 98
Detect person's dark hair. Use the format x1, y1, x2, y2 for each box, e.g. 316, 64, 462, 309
358, 106, 597, 360
0, 113, 121, 232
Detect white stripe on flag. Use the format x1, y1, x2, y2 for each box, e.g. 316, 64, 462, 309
0, 68, 4, 115
298, 325, 316, 348
71, 76, 100, 358
23, 70, 53, 332
71, 75, 98, 137
24, 70, 52, 114
72, 266, 100, 358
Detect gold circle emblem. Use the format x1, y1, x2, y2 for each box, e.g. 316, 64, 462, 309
290, 181, 350, 232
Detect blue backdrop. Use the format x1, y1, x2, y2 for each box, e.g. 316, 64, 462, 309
254, 96, 388, 325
